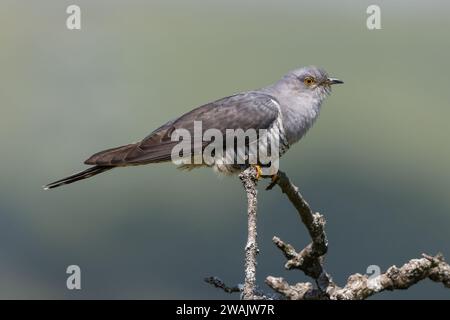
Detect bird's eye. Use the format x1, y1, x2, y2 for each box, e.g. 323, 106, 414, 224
304, 76, 315, 86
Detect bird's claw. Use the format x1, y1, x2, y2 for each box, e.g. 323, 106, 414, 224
252, 165, 263, 180
250, 165, 279, 189
265, 174, 279, 190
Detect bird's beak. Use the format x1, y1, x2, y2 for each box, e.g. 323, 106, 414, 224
326, 77, 344, 85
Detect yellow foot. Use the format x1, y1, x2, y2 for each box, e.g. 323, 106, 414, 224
252, 165, 263, 180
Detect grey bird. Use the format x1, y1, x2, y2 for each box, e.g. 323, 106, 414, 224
44, 66, 343, 190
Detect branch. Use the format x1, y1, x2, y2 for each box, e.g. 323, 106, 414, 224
204, 277, 242, 294
206, 169, 450, 299
239, 167, 260, 300
327, 253, 450, 300
267, 253, 450, 300
267, 170, 332, 288
265, 170, 450, 299
205, 166, 279, 300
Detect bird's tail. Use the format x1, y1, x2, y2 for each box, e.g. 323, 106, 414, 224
43, 166, 113, 190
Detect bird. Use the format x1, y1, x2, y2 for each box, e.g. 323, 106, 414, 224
44, 66, 343, 190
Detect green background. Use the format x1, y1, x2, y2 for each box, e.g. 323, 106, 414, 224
0, 0, 449, 299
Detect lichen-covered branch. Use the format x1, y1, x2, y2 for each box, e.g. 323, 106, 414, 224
327, 253, 450, 300
239, 167, 259, 300
268, 170, 332, 289
266, 170, 450, 300
207, 169, 450, 300
267, 252, 450, 300
204, 276, 242, 294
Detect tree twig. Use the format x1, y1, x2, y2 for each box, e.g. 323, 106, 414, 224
207, 169, 450, 299
266, 170, 450, 299
239, 166, 259, 300
326, 253, 450, 300
266, 253, 450, 300
268, 170, 332, 289
204, 277, 242, 294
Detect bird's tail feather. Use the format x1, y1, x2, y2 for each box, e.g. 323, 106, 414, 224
43, 166, 113, 190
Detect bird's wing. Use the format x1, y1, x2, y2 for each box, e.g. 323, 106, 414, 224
85, 91, 281, 166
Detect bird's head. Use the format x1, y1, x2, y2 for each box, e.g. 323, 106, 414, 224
284, 66, 343, 102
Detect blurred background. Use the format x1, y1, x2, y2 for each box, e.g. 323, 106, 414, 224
0, 0, 449, 299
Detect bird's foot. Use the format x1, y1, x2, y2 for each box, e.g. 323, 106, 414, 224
249, 165, 279, 188
265, 173, 280, 190
251, 165, 263, 180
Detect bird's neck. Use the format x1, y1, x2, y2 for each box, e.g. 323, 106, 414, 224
262, 84, 323, 145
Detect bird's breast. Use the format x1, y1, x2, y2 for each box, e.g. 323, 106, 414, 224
281, 99, 322, 145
